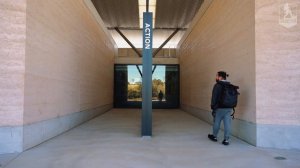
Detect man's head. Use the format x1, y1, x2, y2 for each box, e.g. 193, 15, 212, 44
216, 71, 228, 82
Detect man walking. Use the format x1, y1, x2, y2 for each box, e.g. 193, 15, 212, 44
208, 71, 233, 145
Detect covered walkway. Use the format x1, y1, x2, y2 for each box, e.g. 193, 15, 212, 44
1, 109, 299, 168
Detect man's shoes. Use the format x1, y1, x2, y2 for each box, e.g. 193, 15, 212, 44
208, 134, 217, 142
222, 139, 229, 145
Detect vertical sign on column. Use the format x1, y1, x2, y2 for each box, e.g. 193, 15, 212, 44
142, 12, 153, 136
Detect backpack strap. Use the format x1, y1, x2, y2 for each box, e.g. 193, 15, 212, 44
231, 108, 235, 119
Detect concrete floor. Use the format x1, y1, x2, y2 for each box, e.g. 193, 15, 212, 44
1, 109, 300, 168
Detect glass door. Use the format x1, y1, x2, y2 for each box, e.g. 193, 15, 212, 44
114, 64, 179, 108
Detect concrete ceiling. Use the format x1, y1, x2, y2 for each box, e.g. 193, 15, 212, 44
91, 0, 203, 48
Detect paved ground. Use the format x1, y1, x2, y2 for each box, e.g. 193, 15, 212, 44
1, 109, 300, 168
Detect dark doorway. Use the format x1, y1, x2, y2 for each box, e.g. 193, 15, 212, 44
114, 64, 179, 108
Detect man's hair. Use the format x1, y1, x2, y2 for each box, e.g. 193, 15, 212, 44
217, 71, 229, 80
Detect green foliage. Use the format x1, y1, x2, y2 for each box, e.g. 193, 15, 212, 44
152, 79, 165, 97
128, 83, 142, 99
127, 79, 165, 100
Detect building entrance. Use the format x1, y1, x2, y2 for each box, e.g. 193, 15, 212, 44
114, 64, 179, 109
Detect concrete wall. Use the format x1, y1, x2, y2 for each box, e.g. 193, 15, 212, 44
115, 58, 179, 65
23, 0, 115, 150
1, 0, 116, 154
0, 0, 26, 153
0, 0, 26, 127
115, 48, 178, 65
179, 0, 300, 149
178, 0, 256, 145
255, 0, 300, 149
118, 48, 177, 58
24, 0, 114, 124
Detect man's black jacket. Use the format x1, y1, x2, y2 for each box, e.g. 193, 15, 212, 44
211, 80, 230, 110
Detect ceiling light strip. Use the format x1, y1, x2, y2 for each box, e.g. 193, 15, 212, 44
139, 0, 156, 28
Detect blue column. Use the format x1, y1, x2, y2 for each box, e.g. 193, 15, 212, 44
142, 12, 153, 136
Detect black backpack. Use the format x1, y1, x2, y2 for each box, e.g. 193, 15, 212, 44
219, 83, 240, 118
